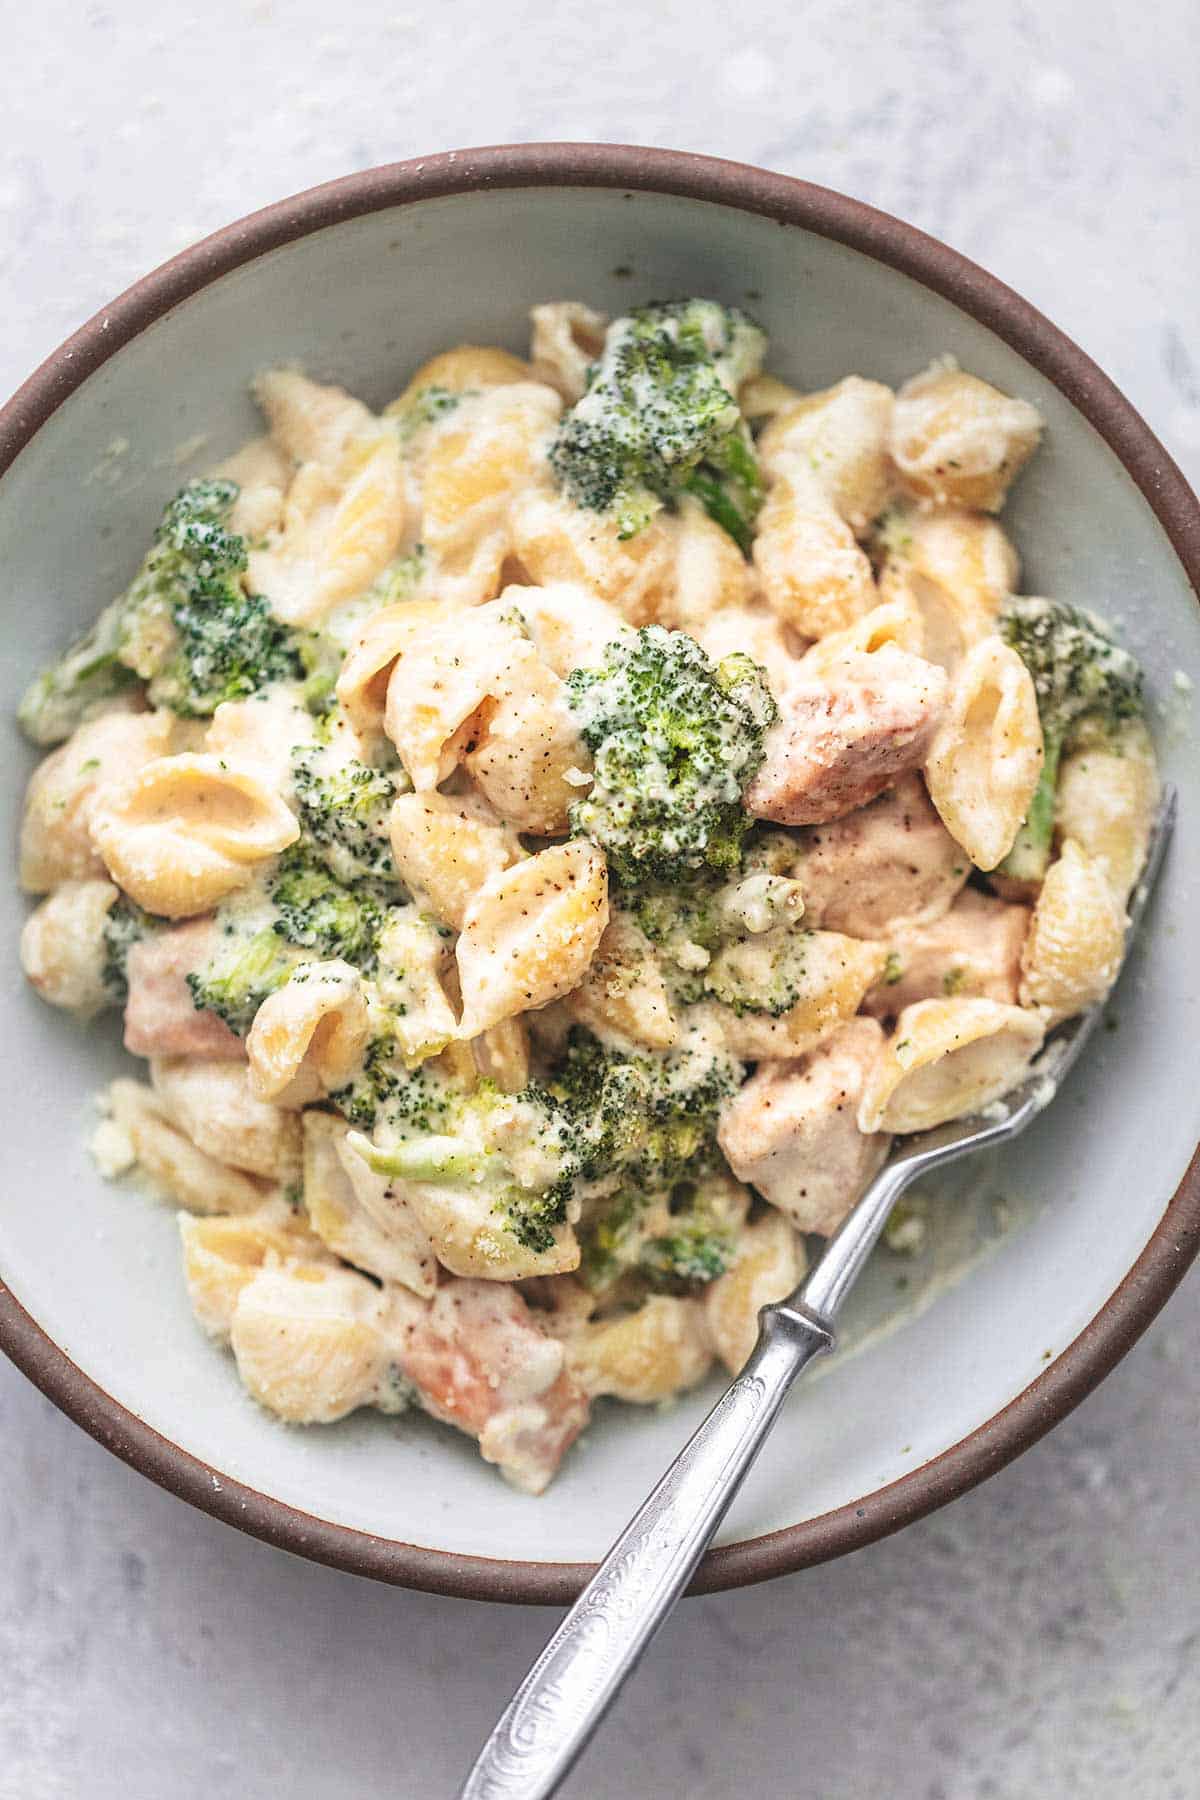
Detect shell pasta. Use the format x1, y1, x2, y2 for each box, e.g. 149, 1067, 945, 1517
15, 294, 1160, 1492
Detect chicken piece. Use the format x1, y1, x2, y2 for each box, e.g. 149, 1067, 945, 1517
784, 773, 970, 938
717, 1018, 890, 1237
865, 889, 1029, 1017
391, 1279, 590, 1495
745, 647, 947, 826
123, 921, 245, 1059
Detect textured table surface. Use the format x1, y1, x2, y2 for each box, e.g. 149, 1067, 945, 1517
3, 3, 1199, 1796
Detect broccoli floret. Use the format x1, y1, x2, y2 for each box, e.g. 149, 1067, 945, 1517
139, 482, 304, 715
187, 846, 390, 1038
268, 846, 385, 966
621, 857, 805, 989
186, 926, 301, 1036
581, 1174, 741, 1292
999, 597, 1144, 882
292, 747, 403, 885
352, 1026, 741, 1258
566, 627, 776, 886
549, 299, 766, 548
640, 1221, 737, 1287
153, 589, 306, 717
100, 896, 157, 1006
19, 480, 308, 740
329, 1039, 457, 1130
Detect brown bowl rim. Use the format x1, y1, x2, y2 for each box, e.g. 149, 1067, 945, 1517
2, 142, 1199, 1606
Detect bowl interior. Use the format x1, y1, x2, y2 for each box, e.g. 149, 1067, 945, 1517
2, 177, 1198, 1573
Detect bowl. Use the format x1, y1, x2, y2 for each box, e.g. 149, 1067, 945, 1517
2, 144, 1198, 1604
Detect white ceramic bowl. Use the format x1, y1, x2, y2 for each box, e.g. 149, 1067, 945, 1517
2, 146, 1198, 1602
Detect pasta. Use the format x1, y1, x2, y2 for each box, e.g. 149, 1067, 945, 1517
20, 709, 173, 892
704, 1210, 806, 1375
150, 1056, 302, 1180
387, 788, 522, 931
890, 359, 1043, 512
248, 373, 407, 626
16, 294, 1161, 1493
180, 1202, 333, 1339
1054, 717, 1159, 904
877, 505, 1018, 669
858, 997, 1045, 1134
454, 839, 608, 1038
20, 879, 119, 1018
758, 375, 895, 535
528, 302, 608, 402
246, 960, 372, 1103
1019, 840, 1126, 1025
924, 637, 1044, 870
302, 1110, 439, 1296
90, 753, 299, 916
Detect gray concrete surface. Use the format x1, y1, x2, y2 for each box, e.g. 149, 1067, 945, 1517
2, 2, 1199, 1795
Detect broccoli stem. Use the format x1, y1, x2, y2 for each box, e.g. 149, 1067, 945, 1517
347, 1132, 499, 1186
997, 728, 1063, 884
682, 471, 753, 554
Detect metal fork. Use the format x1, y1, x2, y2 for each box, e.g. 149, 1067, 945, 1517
462, 789, 1176, 1800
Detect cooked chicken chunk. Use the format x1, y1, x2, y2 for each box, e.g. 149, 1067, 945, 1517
864, 889, 1029, 1017
392, 1279, 590, 1494
123, 921, 245, 1060
782, 773, 970, 938
717, 1018, 890, 1236
745, 647, 947, 826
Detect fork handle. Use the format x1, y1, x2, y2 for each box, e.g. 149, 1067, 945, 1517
459, 1301, 833, 1800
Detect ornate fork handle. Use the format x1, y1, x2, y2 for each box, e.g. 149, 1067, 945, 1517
460, 1302, 833, 1800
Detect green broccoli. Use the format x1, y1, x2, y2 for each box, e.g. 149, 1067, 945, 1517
330, 1039, 458, 1130
292, 747, 404, 885
549, 299, 766, 549
100, 896, 158, 1006
186, 847, 385, 1035
18, 480, 307, 741
621, 855, 805, 986
580, 1174, 742, 1292
566, 627, 776, 887
999, 597, 1144, 883
353, 1026, 741, 1256
639, 1220, 738, 1287
153, 589, 306, 717
138, 482, 305, 715
268, 845, 385, 966
186, 925, 302, 1036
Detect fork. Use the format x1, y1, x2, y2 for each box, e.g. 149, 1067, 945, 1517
461, 789, 1176, 1800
